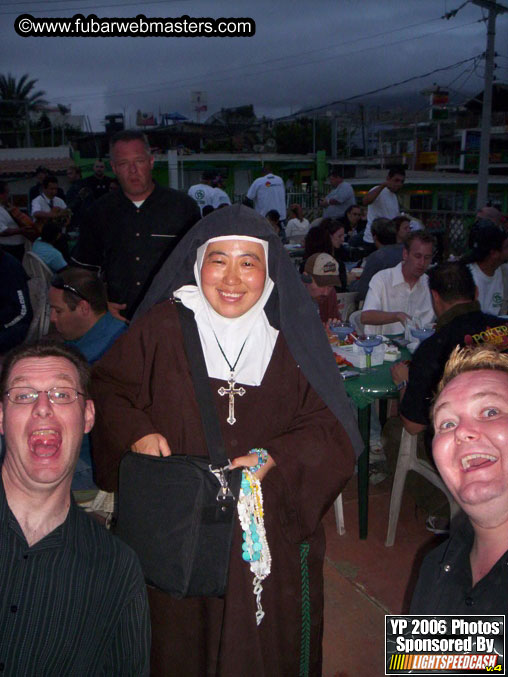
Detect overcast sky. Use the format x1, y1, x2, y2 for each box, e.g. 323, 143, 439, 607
2, 0, 507, 130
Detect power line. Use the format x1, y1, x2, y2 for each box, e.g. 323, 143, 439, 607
53, 14, 454, 99
42, 19, 483, 106
278, 55, 482, 119
442, 1, 473, 19
0, 0, 191, 15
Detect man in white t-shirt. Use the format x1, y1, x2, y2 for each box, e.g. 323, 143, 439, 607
0, 181, 27, 261
320, 169, 356, 220
187, 172, 217, 215
361, 231, 435, 335
246, 166, 286, 220
212, 176, 232, 209
362, 166, 405, 245
31, 175, 67, 222
468, 225, 508, 316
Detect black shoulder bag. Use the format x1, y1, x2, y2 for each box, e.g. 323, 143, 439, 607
115, 303, 241, 598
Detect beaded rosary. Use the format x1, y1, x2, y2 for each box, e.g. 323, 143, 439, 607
237, 448, 271, 625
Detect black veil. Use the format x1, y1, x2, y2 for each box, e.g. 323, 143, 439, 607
134, 204, 362, 456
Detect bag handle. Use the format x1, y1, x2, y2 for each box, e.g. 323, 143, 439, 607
177, 302, 229, 468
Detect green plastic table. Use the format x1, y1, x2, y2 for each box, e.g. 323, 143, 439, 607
343, 347, 410, 539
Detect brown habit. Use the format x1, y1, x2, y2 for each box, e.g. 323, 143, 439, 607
91, 300, 355, 676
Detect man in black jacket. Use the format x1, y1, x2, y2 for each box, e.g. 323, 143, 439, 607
71, 130, 200, 320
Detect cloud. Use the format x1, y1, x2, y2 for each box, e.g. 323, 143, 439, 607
1, 0, 504, 129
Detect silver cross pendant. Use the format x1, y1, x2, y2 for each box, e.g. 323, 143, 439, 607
218, 373, 246, 425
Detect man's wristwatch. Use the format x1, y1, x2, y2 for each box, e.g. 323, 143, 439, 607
396, 380, 408, 391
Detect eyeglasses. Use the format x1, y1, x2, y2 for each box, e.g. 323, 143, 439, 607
5, 387, 84, 405
51, 275, 89, 303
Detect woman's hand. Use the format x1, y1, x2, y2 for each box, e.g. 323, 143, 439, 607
391, 361, 409, 386
325, 318, 342, 331
107, 301, 128, 323
230, 452, 276, 482
131, 433, 171, 457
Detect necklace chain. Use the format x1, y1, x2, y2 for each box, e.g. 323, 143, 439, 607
212, 333, 247, 374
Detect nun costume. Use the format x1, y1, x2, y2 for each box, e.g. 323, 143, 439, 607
91, 205, 361, 676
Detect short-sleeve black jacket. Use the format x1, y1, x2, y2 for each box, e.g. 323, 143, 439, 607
71, 182, 200, 318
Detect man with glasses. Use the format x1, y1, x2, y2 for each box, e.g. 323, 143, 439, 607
49, 268, 126, 364
0, 340, 150, 674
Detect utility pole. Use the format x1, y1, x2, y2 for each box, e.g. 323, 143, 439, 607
471, 0, 507, 208
360, 104, 367, 157
331, 116, 338, 159
412, 116, 418, 170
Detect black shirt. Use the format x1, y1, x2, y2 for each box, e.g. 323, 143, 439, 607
0, 251, 33, 353
401, 303, 508, 427
65, 179, 88, 229
0, 478, 151, 675
71, 182, 200, 318
410, 516, 508, 615
85, 174, 112, 201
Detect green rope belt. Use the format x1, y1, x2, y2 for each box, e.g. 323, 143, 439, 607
299, 542, 311, 677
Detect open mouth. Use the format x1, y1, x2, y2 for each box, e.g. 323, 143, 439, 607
461, 453, 497, 472
29, 429, 62, 458
218, 290, 244, 302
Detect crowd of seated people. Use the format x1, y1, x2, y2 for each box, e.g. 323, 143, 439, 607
3, 146, 508, 675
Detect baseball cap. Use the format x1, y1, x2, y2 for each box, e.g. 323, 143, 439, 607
304, 253, 341, 287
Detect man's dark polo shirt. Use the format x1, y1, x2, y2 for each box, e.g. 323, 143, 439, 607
85, 173, 112, 201
401, 301, 508, 427
0, 478, 150, 675
71, 182, 200, 318
411, 516, 508, 615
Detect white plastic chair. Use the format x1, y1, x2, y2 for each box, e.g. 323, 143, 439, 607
22, 251, 53, 286
336, 291, 358, 321
385, 428, 459, 546
22, 252, 53, 342
25, 277, 51, 342
334, 494, 345, 535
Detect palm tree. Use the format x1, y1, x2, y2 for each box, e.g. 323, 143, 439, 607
0, 73, 47, 147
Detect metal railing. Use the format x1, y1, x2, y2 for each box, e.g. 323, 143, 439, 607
235, 190, 476, 257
